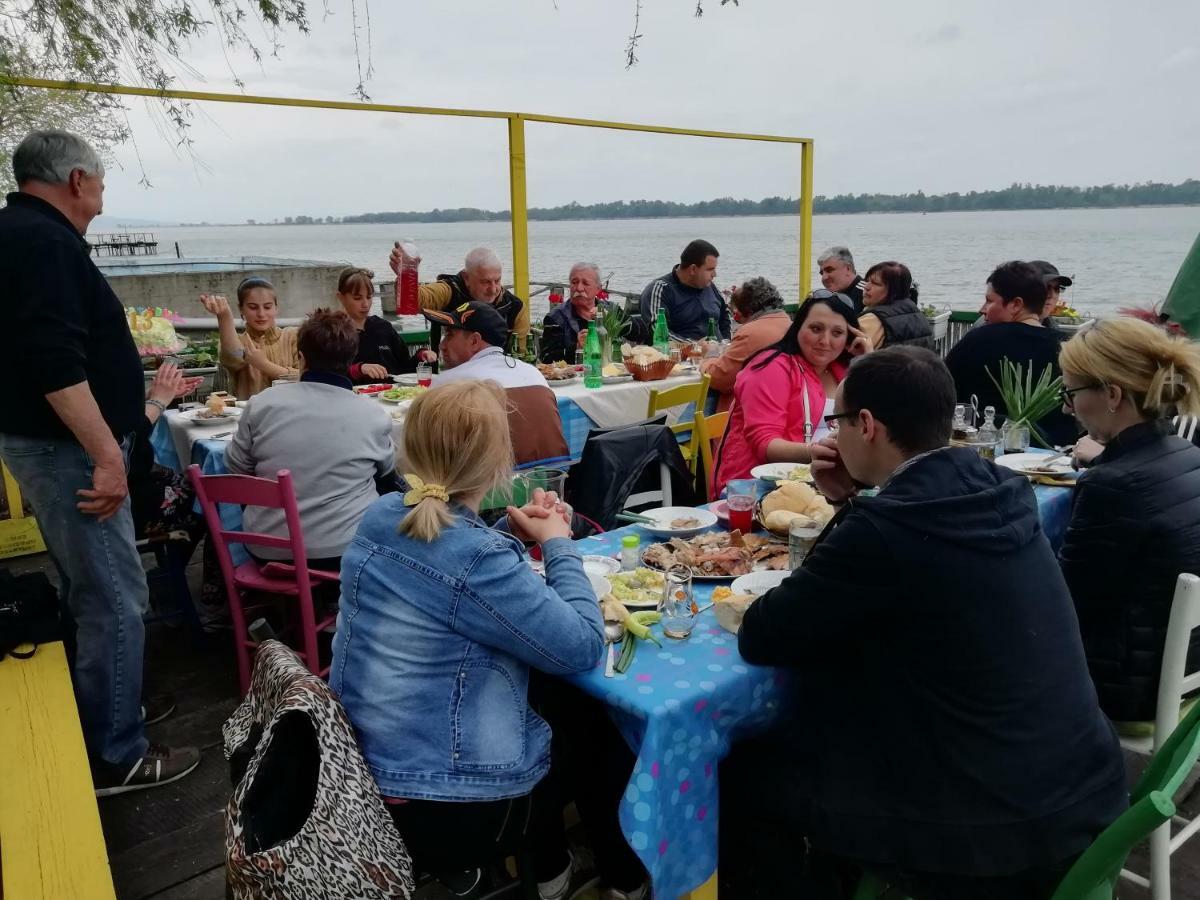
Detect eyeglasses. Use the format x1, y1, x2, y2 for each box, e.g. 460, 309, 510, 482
1059, 384, 1101, 408
823, 410, 859, 432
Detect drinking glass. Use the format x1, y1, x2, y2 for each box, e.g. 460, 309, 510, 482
659, 565, 696, 639
514, 467, 569, 509
788, 519, 823, 569
574, 349, 585, 368
669, 348, 682, 367
416, 362, 433, 388
726, 479, 756, 534
1001, 422, 1030, 454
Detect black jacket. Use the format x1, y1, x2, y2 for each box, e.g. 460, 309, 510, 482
871, 298, 934, 349
1059, 420, 1200, 722
944, 322, 1077, 446
738, 448, 1125, 876
349, 315, 415, 383
430, 272, 524, 350
0, 193, 144, 440
538, 300, 615, 364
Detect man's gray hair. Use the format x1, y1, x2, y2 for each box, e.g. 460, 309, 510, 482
569, 261, 602, 282
12, 130, 104, 186
817, 246, 855, 270
464, 247, 503, 273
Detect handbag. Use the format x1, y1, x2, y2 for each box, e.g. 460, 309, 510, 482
0, 570, 64, 660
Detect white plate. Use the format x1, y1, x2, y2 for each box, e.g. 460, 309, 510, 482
638, 506, 719, 538
993, 452, 1073, 476
602, 374, 633, 384
392, 374, 420, 386
583, 555, 621, 577
730, 570, 789, 597
587, 573, 612, 602
751, 462, 812, 482
547, 376, 581, 388
181, 408, 241, 426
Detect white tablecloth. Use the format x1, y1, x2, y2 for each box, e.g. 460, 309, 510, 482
552, 372, 703, 429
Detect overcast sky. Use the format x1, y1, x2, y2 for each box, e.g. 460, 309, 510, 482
95, 0, 1200, 223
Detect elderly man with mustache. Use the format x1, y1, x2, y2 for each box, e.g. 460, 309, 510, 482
538, 261, 615, 364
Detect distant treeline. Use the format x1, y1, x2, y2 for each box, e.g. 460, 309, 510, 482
292, 180, 1200, 226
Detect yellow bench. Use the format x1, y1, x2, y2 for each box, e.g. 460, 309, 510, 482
0, 641, 115, 899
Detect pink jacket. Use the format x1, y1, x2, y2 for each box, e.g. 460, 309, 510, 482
712, 352, 847, 498
700, 311, 793, 412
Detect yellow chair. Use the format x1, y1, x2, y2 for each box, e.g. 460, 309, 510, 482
694, 410, 731, 499
646, 374, 710, 472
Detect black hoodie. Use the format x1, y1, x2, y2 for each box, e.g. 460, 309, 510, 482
738, 447, 1126, 877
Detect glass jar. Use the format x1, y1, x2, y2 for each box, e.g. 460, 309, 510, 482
620, 534, 640, 571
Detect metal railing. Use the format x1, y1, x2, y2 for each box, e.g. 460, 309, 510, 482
2, 76, 815, 349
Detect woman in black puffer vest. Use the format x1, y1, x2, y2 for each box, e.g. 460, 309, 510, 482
856, 260, 934, 350
1058, 317, 1200, 725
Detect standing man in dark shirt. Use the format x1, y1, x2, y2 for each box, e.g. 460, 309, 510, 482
639, 239, 732, 341
945, 260, 1078, 446
0, 131, 200, 795
817, 246, 866, 312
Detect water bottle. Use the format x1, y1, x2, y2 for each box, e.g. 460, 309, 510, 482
394, 240, 420, 315
652, 309, 670, 357
584, 322, 603, 389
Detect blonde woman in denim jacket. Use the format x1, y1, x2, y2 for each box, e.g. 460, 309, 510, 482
330, 378, 605, 895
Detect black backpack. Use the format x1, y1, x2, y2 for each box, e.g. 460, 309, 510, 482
0, 569, 64, 660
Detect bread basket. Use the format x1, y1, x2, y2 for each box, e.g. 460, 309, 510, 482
623, 358, 676, 382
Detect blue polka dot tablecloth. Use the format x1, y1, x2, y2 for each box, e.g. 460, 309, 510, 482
563, 486, 1073, 897
565, 523, 792, 898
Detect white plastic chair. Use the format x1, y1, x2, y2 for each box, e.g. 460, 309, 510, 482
624, 461, 673, 510
1174, 415, 1199, 446
1119, 572, 1200, 899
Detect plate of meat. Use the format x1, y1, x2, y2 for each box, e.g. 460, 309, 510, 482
640, 531, 788, 580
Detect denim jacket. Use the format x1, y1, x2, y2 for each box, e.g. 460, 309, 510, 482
329, 494, 606, 801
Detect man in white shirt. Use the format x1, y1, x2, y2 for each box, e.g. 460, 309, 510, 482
424, 302, 568, 464
426, 301, 547, 389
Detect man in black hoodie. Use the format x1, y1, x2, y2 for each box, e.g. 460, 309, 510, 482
722, 346, 1126, 899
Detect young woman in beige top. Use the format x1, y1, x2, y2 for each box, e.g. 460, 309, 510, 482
200, 277, 300, 399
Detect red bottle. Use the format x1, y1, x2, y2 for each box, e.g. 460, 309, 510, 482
395, 241, 420, 315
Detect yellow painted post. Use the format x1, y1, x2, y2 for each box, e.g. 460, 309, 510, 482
507, 115, 531, 348
799, 140, 815, 300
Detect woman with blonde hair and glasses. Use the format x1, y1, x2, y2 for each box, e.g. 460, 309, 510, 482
330, 379, 616, 897
1058, 317, 1200, 727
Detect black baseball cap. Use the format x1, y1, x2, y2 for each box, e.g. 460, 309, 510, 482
1029, 260, 1073, 288
423, 301, 508, 347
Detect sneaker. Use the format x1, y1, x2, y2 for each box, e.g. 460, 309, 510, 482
93, 742, 201, 797
140, 694, 177, 725
539, 849, 600, 900
600, 884, 649, 900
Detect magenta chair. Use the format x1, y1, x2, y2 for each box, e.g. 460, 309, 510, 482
188, 465, 340, 695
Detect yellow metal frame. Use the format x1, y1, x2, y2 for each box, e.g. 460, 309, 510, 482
2, 76, 815, 343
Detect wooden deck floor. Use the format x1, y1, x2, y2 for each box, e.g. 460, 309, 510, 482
5, 548, 1200, 899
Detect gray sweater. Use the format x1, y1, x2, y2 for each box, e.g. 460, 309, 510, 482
225, 380, 395, 560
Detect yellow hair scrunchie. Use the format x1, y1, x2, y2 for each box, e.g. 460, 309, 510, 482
403, 473, 450, 506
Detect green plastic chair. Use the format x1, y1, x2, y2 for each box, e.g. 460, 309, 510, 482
853, 698, 1200, 900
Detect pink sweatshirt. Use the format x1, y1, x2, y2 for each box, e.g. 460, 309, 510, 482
712, 352, 847, 498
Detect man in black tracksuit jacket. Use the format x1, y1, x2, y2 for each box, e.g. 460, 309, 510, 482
721, 346, 1126, 899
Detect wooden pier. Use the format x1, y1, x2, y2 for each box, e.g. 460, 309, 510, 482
90, 233, 159, 257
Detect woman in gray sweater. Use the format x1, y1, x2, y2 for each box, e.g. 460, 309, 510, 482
225, 308, 396, 569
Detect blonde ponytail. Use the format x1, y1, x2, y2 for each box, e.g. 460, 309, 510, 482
1060, 318, 1200, 419
396, 380, 513, 542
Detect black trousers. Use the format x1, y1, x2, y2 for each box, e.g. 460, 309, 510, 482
531, 675, 648, 893
719, 735, 1077, 900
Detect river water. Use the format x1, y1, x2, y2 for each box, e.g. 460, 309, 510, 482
144, 206, 1200, 321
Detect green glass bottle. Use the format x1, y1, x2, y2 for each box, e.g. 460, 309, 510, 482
707, 316, 718, 342
584, 321, 603, 389
652, 309, 670, 357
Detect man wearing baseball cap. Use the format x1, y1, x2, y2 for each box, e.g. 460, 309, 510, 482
424, 301, 568, 464
1029, 260, 1074, 314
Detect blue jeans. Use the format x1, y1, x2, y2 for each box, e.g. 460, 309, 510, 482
0, 432, 149, 766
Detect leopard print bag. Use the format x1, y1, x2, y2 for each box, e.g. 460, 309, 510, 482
222, 640, 414, 899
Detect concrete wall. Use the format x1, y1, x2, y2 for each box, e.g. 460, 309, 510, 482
99, 258, 346, 324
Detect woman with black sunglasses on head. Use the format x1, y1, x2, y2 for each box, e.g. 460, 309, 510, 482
200, 277, 301, 400
711, 293, 872, 497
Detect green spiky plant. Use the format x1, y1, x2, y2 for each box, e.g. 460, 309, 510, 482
986, 359, 1064, 449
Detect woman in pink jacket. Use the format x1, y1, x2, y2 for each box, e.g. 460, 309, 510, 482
713, 294, 871, 497
701, 277, 793, 412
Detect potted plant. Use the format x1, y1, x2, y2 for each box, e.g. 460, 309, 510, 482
599, 304, 631, 367
921, 304, 951, 341
986, 359, 1063, 450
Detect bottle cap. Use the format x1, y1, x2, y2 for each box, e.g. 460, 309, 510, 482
621, 534, 640, 548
